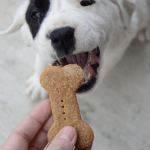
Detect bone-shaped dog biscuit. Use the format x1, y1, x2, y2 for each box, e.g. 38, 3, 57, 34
40, 64, 94, 149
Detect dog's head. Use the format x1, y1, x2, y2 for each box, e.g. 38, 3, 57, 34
0, 0, 135, 93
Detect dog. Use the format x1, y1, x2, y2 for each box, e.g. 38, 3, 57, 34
0, 0, 150, 101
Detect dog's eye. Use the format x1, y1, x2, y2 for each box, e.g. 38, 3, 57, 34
31, 11, 41, 20
80, 0, 95, 6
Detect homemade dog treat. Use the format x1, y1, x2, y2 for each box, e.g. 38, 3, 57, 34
40, 64, 94, 149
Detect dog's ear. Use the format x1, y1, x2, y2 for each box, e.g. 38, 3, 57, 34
110, 0, 136, 32
0, 1, 29, 35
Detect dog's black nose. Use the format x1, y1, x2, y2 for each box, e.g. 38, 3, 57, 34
49, 27, 76, 58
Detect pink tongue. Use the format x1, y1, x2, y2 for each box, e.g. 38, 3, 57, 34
64, 52, 88, 69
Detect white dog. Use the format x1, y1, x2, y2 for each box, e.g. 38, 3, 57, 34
0, 0, 150, 101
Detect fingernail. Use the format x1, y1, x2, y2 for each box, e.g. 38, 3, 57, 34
59, 127, 76, 143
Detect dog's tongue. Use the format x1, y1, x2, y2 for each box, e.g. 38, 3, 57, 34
61, 52, 89, 69
61, 49, 99, 80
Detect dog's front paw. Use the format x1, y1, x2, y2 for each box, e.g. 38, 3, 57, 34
26, 73, 48, 101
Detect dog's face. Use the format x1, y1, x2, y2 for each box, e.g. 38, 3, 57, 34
0, 0, 135, 93
24, 0, 115, 93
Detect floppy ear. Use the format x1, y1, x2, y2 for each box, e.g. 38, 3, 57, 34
0, 1, 29, 35
110, 0, 136, 32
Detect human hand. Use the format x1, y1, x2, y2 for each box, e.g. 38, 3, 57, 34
1, 99, 93, 150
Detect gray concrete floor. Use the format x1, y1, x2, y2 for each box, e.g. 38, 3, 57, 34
0, 1, 150, 150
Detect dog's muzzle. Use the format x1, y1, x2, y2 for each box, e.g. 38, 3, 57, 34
52, 47, 100, 93
47, 26, 100, 93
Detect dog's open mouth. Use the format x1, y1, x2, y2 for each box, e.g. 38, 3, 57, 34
52, 47, 100, 93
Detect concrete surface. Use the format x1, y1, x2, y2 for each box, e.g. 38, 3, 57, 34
0, 1, 150, 150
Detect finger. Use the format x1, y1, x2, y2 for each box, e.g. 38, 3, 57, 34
29, 115, 54, 150
46, 126, 77, 150
1, 99, 52, 150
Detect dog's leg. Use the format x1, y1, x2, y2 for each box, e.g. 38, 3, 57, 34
26, 53, 48, 101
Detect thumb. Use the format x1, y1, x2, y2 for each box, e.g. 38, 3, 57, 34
46, 126, 77, 150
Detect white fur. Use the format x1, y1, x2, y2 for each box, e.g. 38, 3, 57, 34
0, 0, 149, 101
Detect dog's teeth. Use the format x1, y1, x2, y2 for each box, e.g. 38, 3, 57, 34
58, 59, 61, 64
88, 51, 92, 63
85, 80, 88, 83
82, 80, 88, 84
58, 59, 62, 66
87, 73, 91, 80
